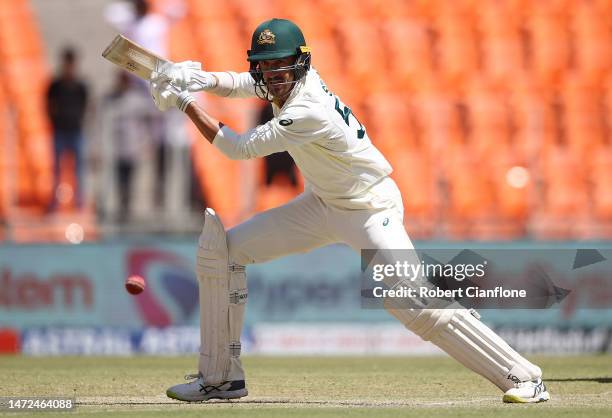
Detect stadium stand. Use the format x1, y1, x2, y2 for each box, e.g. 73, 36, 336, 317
2, 0, 611, 240
0, 0, 97, 241
0, 0, 51, 209
0, 75, 7, 229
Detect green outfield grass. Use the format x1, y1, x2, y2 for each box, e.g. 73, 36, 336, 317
0, 355, 610, 417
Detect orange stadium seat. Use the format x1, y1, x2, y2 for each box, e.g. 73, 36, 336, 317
369, 0, 427, 20
412, 77, 466, 173
188, 0, 236, 21
276, 1, 334, 40
0, 0, 52, 212
382, 18, 435, 91
476, 0, 525, 82
443, 145, 497, 239
561, 74, 606, 158
193, 20, 247, 70
2, 56, 48, 83
525, 3, 571, 87
336, 19, 387, 95
167, 18, 195, 62
487, 145, 532, 236
317, 0, 370, 20
606, 75, 612, 135
530, 145, 590, 239
585, 146, 612, 240
464, 77, 513, 156
495, 171, 531, 224
233, 0, 314, 35
570, 0, 612, 84
423, 0, 480, 18
233, 0, 287, 33
0, 85, 7, 219
364, 93, 418, 157
308, 38, 342, 82
391, 147, 438, 239
433, 6, 480, 87
0, 0, 29, 19
508, 76, 558, 161
0, 30, 42, 60
591, 147, 612, 221
0, 11, 39, 38
15, 116, 52, 207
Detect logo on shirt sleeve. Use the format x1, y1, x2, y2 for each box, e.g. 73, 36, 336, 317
279, 118, 293, 126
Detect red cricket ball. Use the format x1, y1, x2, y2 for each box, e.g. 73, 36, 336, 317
125, 275, 146, 295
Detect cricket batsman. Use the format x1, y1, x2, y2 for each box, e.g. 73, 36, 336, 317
148, 18, 550, 404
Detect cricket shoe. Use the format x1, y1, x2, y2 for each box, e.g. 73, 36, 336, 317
503, 378, 550, 403
166, 373, 248, 402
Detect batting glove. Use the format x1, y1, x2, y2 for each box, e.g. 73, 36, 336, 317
150, 77, 195, 112
155, 61, 217, 92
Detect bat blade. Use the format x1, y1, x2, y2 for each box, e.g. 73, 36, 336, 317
102, 34, 172, 80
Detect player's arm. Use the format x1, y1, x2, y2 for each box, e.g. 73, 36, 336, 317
158, 61, 258, 99
150, 76, 327, 159
183, 102, 221, 144
207, 71, 258, 98
186, 103, 328, 160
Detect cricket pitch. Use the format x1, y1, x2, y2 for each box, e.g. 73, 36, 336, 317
0, 355, 610, 417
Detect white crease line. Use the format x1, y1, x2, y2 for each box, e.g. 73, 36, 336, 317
76, 396, 498, 408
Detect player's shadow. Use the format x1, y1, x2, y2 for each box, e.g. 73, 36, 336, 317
546, 377, 612, 383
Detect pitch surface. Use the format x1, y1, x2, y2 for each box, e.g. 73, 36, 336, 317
1, 355, 610, 417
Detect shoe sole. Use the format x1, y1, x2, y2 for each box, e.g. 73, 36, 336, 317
167, 388, 248, 402
503, 391, 550, 404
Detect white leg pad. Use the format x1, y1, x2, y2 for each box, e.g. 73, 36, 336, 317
196, 208, 247, 384
388, 305, 542, 391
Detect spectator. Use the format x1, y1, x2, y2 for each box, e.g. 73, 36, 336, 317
104, 0, 184, 211
46, 46, 89, 212
102, 72, 154, 222
104, 0, 174, 59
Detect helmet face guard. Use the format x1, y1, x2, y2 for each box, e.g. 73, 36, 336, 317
248, 50, 311, 101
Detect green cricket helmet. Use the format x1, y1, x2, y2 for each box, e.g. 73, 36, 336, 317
247, 18, 311, 101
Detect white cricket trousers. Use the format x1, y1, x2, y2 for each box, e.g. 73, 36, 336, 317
228, 177, 413, 264
216, 176, 542, 392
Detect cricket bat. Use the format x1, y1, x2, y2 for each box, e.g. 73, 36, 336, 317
102, 34, 172, 80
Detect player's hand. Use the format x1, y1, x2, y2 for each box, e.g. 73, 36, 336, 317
154, 60, 200, 89
155, 61, 217, 92
149, 76, 195, 112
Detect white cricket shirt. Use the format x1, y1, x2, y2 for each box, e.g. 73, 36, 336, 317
211, 68, 393, 209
